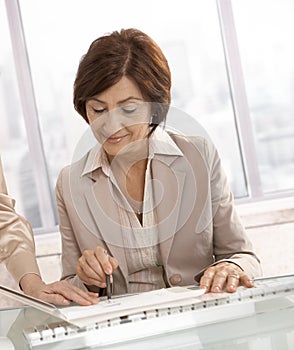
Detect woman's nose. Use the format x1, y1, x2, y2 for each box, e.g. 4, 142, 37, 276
90, 108, 126, 144
102, 109, 125, 136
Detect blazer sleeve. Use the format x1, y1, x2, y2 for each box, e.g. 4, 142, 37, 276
55, 167, 89, 291
0, 158, 40, 284
203, 138, 262, 278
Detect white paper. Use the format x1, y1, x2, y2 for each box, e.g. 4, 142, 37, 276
59, 287, 205, 327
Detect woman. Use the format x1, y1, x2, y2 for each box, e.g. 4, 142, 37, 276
0, 157, 98, 305
56, 28, 261, 296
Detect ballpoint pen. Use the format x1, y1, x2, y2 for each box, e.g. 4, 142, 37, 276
106, 274, 112, 301
104, 249, 112, 301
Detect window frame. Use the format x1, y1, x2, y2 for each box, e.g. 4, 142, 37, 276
4, 0, 56, 230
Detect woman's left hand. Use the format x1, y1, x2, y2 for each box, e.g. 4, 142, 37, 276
199, 261, 254, 293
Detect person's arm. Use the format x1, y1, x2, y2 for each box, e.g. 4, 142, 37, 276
0, 158, 98, 305
0, 159, 40, 282
197, 138, 262, 292
55, 167, 93, 289
55, 168, 118, 292
206, 138, 261, 271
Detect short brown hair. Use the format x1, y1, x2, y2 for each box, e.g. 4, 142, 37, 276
73, 28, 171, 127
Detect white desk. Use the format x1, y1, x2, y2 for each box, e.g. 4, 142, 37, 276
1, 275, 294, 350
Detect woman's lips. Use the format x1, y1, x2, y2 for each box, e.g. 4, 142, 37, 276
106, 135, 127, 144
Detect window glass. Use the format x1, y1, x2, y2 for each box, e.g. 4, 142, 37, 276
232, 0, 294, 193
19, 0, 247, 198
0, 0, 41, 227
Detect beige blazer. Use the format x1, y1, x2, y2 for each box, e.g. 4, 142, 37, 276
56, 133, 261, 294
0, 158, 40, 284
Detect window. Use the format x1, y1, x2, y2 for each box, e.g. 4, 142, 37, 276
19, 0, 246, 203
232, 0, 294, 194
0, 0, 42, 227
3, 0, 293, 232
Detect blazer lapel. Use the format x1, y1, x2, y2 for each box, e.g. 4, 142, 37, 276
151, 156, 187, 267
84, 172, 129, 281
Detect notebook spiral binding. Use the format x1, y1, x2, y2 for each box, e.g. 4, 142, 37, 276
23, 278, 294, 350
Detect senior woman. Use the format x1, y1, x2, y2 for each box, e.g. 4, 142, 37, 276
56, 28, 261, 296
0, 157, 98, 305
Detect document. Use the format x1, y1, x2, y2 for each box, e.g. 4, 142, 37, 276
0, 285, 205, 327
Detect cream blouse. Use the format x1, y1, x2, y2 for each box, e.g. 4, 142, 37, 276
97, 133, 167, 293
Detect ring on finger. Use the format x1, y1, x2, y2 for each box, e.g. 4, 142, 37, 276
228, 273, 240, 279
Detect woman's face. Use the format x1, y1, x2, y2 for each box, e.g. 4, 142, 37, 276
86, 76, 150, 160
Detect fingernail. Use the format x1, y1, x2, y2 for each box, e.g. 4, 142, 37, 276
63, 298, 70, 305
213, 286, 220, 292
105, 268, 112, 274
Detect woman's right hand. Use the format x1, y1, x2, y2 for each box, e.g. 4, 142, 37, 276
76, 246, 119, 287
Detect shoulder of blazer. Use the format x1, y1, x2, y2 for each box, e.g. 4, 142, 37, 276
166, 132, 219, 173
167, 132, 209, 158
56, 149, 94, 193
60, 149, 93, 179
0, 157, 8, 194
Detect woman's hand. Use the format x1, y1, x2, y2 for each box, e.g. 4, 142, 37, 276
199, 262, 254, 293
20, 274, 99, 305
76, 246, 119, 288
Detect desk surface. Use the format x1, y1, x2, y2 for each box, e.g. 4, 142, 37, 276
1, 275, 294, 350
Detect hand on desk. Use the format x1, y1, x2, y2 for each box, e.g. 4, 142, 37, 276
20, 274, 99, 306
76, 246, 118, 287
199, 262, 254, 293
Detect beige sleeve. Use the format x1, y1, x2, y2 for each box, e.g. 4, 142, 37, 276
203, 138, 262, 278
55, 167, 85, 287
0, 158, 40, 284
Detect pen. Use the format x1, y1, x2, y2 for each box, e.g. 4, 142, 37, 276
106, 274, 112, 301
104, 249, 112, 301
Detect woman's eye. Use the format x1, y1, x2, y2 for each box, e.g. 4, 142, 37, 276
93, 108, 105, 114
121, 105, 137, 114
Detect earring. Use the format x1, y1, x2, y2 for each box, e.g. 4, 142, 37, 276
151, 113, 159, 125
